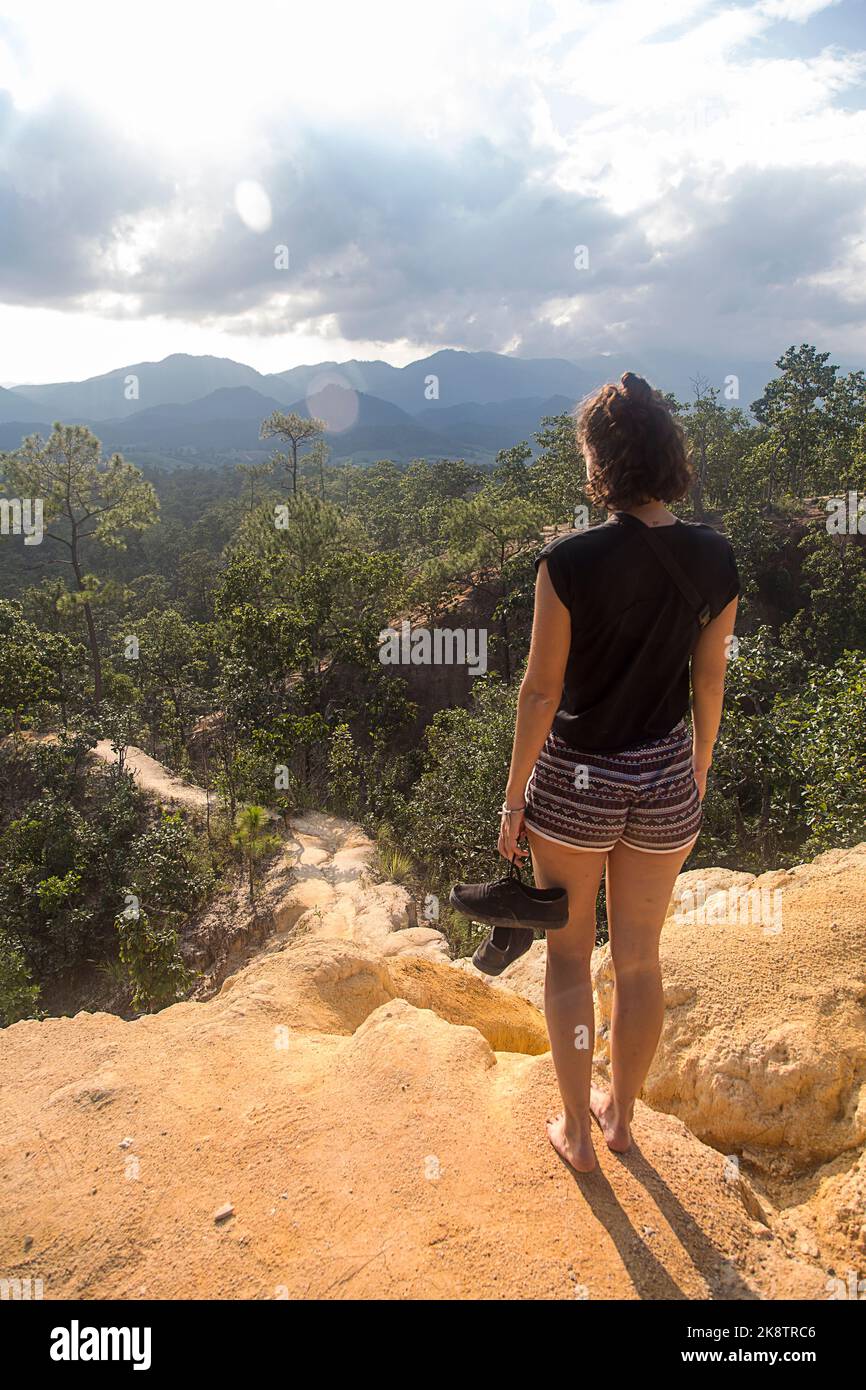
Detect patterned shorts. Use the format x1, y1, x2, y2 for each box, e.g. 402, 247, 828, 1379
524, 720, 702, 854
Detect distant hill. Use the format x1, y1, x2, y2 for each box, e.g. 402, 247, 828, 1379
55, 384, 451, 462
1, 346, 792, 466
0, 386, 584, 464
265, 350, 587, 414
92, 384, 567, 463
7, 347, 788, 429
8, 349, 586, 424
96, 387, 290, 448
0, 420, 53, 450
9, 354, 267, 422
0, 384, 42, 423
414, 394, 575, 449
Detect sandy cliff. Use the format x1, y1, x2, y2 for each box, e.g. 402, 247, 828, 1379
1, 810, 862, 1300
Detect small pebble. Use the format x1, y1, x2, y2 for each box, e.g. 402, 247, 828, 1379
214, 1203, 234, 1224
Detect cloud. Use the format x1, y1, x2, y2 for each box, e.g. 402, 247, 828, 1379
0, 92, 173, 305
1, 0, 866, 375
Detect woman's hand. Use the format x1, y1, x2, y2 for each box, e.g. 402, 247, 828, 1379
498, 805, 528, 863
693, 747, 711, 802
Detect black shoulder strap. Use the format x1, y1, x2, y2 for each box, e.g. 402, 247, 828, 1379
616, 514, 711, 628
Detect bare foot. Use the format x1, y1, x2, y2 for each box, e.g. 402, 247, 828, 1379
546, 1114, 597, 1172
590, 1086, 633, 1153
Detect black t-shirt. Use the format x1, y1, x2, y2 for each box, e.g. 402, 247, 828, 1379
536, 513, 740, 753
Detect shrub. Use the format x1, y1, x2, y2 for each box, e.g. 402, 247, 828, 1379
0, 929, 40, 1026
115, 906, 193, 1012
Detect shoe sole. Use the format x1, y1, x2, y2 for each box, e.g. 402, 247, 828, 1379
469, 939, 530, 973
449, 887, 567, 930
471, 951, 508, 977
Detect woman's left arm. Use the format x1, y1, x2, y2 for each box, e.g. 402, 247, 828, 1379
499, 558, 571, 862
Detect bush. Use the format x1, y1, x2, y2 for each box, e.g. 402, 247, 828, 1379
126, 811, 214, 916
327, 723, 363, 819
0, 929, 40, 1025
695, 630, 866, 869
398, 675, 517, 891
115, 905, 194, 1012
0, 736, 215, 1018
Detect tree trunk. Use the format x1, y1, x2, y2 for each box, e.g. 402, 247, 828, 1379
80, 591, 103, 704
760, 782, 771, 823
692, 438, 706, 519
500, 609, 511, 682
69, 525, 102, 705
203, 747, 212, 849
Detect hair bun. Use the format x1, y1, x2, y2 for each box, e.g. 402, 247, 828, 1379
620, 372, 652, 403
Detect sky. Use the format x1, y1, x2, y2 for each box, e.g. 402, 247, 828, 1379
0, 0, 865, 385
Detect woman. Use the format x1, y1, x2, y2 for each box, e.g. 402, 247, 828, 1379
498, 372, 739, 1173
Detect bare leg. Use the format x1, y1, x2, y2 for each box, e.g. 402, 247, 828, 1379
527, 829, 607, 1172
591, 839, 694, 1152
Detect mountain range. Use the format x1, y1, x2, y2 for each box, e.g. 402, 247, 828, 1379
0, 348, 778, 466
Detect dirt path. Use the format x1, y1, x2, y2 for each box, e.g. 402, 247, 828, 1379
92, 740, 210, 811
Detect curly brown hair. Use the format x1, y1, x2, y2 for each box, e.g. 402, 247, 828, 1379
576, 372, 693, 511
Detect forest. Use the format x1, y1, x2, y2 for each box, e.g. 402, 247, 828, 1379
1, 343, 865, 1025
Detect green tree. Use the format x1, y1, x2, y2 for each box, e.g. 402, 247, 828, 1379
126, 811, 213, 917
778, 652, 866, 853
780, 526, 866, 664
231, 805, 280, 907
491, 443, 533, 499
235, 492, 364, 579
327, 723, 363, 818
0, 600, 53, 733
340, 458, 405, 549
530, 411, 587, 524
115, 905, 193, 1012
260, 411, 326, 497
116, 608, 208, 763
235, 459, 272, 513
443, 490, 545, 679
680, 378, 754, 514
1, 424, 159, 703
0, 929, 40, 1026
820, 370, 866, 494
401, 675, 518, 889
751, 345, 839, 499
696, 631, 866, 867
299, 438, 332, 499
400, 457, 480, 506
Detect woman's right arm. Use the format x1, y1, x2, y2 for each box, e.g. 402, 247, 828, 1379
690, 596, 738, 800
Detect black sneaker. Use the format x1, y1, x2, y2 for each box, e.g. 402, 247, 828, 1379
450, 860, 569, 931
472, 926, 535, 977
